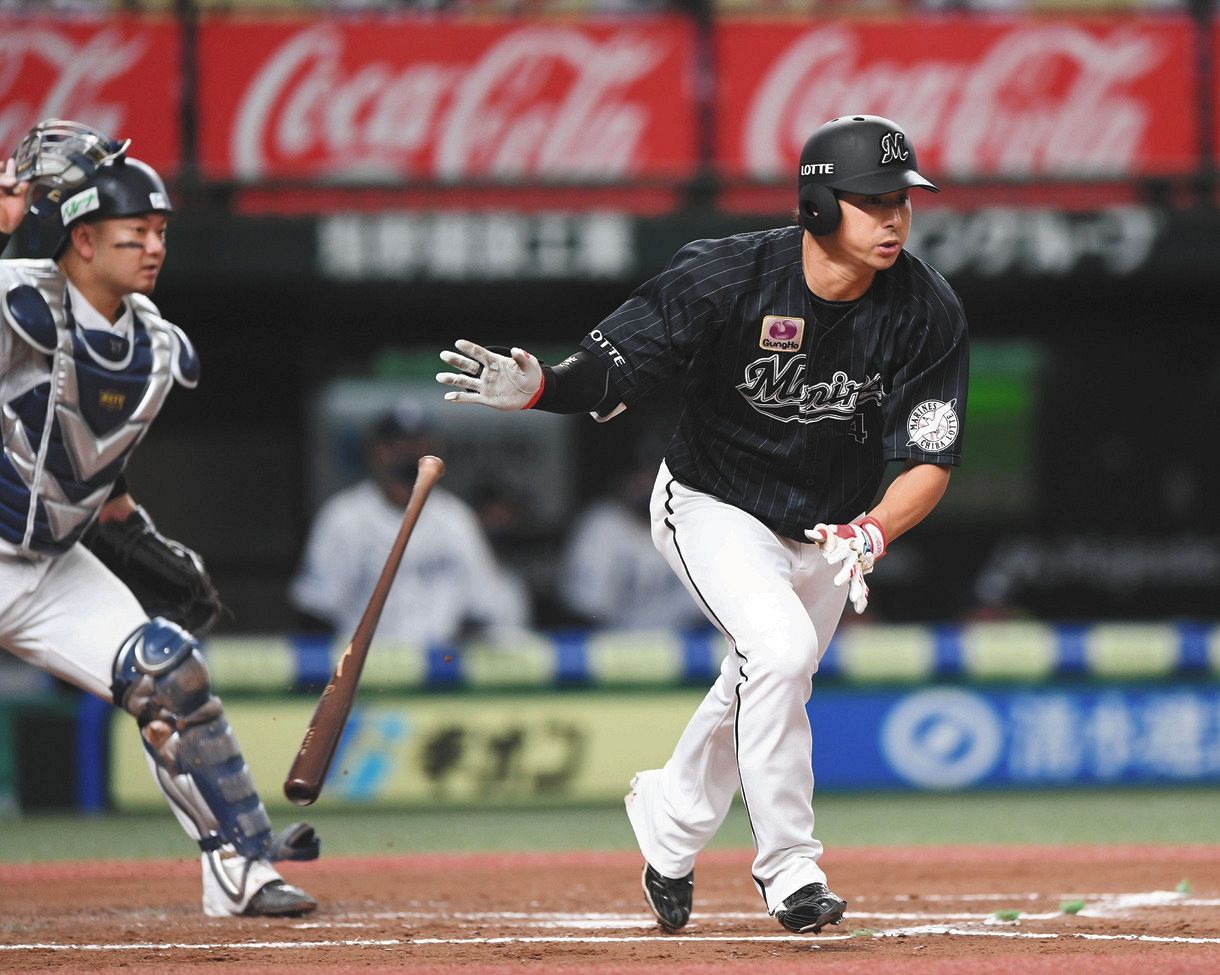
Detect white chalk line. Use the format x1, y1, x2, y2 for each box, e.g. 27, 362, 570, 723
4, 890, 1219, 952
305, 910, 1068, 929
7, 930, 1220, 952
0, 940, 402, 952
320, 891, 1216, 928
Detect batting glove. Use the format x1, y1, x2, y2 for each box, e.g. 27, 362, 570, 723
436, 339, 544, 411
805, 516, 887, 615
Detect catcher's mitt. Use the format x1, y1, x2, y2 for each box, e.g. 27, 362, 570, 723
87, 506, 226, 635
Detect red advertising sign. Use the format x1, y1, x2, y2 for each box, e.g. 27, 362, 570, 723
196, 17, 698, 187
0, 17, 181, 173
716, 17, 1199, 183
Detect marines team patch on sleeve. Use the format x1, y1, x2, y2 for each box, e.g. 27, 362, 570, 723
906, 399, 959, 451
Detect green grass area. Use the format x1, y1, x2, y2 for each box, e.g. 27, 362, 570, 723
2, 788, 1217, 863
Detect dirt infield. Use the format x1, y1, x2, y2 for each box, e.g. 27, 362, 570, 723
1, 845, 1218, 973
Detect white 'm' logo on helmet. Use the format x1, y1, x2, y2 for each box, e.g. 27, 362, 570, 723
879, 132, 909, 165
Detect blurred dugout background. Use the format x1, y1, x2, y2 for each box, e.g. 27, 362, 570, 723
1, 0, 1219, 820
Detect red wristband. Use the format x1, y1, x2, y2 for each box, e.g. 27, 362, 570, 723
851, 515, 887, 559
522, 362, 545, 410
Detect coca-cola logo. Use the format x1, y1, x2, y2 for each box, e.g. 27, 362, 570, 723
744, 24, 1170, 178
232, 24, 668, 180
0, 27, 144, 158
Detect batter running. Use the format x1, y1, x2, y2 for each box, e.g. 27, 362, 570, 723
435, 115, 970, 934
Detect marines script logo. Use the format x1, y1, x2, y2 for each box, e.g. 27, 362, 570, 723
737, 356, 883, 424
906, 399, 959, 451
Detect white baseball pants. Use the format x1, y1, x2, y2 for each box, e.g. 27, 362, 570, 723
628, 461, 848, 913
0, 543, 146, 700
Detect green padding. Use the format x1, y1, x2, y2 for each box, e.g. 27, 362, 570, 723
205, 636, 296, 691
1085, 625, 1178, 678
961, 622, 1057, 680
347, 641, 428, 688
588, 630, 685, 684
834, 626, 934, 682
463, 634, 556, 687
194, 623, 1214, 693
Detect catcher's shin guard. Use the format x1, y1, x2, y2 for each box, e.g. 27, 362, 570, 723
112, 618, 273, 860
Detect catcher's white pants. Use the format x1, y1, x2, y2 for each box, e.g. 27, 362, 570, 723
0, 543, 145, 700
0, 544, 289, 912
627, 462, 848, 914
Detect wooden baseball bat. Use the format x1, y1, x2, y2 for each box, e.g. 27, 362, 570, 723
283, 454, 446, 806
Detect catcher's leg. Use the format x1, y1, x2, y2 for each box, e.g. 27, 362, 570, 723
112, 618, 319, 917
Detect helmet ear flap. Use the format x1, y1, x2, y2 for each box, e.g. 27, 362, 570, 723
799, 183, 840, 236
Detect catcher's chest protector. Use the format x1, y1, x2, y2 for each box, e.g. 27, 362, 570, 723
0, 262, 197, 555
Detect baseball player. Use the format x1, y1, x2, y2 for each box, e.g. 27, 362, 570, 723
0, 120, 318, 916
436, 114, 969, 933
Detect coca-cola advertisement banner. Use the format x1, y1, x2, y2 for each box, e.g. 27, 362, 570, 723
716, 17, 1199, 181
0, 17, 181, 172
196, 18, 697, 184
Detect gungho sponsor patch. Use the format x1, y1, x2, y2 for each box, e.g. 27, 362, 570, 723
906, 399, 959, 451
759, 315, 805, 353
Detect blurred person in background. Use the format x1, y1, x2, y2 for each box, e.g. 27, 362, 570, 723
436, 114, 968, 935
290, 396, 530, 646
0, 120, 317, 917
558, 455, 709, 630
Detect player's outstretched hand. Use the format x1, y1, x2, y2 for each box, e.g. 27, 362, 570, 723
0, 157, 30, 236
805, 517, 886, 614
436, 339, 543, 411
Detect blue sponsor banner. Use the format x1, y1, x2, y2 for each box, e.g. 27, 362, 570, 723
810, 685, 1220, 790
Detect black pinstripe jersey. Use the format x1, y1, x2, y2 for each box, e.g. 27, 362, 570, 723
579, 225, 970, 541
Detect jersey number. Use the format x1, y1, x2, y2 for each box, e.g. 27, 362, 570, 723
849, 414, 868, 445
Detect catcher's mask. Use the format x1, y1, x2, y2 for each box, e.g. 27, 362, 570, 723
797, 115, 938, 237
15, 118, 131, 188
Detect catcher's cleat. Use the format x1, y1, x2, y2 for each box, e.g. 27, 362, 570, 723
202, 849, 317, 918
775, 882, 847, 934
244, 880, 318, 918
642, 863, 693, 932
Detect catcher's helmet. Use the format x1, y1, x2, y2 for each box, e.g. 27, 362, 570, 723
27, 152, 172, 258
797, 115, 937, 236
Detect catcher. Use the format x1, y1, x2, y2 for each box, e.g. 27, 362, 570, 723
0, 120, 318, 916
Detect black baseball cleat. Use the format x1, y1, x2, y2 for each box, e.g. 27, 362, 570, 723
775, 883, 847, 934
641, 863, 694, 932
243, 880, 318, 917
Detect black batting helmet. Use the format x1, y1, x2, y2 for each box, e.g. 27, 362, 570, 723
26, 152, 172, 258
797, 115, 937, 237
